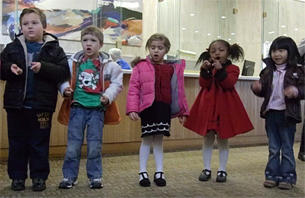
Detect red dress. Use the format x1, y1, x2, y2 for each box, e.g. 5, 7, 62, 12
184, 64, 253, 139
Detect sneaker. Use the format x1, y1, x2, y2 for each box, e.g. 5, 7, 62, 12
199, 169, 211, 181
278, 182, 293, 190
153, 172, 166, 187
298, 152, 305, 161
59, 178, 78, 189
263, 180, 277, 188
89, 178, 103, 189
32, 178, 46, 191
11, 179, 25, 191
139, 172, 151, 187
216, 171, 227, 182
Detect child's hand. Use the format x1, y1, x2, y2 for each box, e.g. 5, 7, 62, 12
30, 62, 41, 73
178, 116, 187, 125
64, 87, 73, 97
284, 86, 298, 99
11, 64, 23, 75
129, 112, 139, 121
211, 58, 222, 70
100, 96, 109, 105
201, 60, 212, 70
252, 80, 262, 93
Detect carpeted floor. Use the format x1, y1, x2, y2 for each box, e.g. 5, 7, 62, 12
0, 143, 304, 198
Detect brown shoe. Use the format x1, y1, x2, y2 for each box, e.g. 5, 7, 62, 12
263, 180, 277, 188
278, 182, 293, 190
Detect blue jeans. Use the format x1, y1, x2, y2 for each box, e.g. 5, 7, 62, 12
265, 110, 296, 184
62, 106, 104, 180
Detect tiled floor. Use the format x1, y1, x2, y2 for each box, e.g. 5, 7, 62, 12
0, 143, 304, 198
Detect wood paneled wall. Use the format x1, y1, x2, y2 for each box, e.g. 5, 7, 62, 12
0, 74, 303, 160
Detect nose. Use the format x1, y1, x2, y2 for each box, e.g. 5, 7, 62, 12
154, 48, 158, 52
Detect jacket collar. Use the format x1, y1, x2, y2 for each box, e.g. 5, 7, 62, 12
71, 51, 112, 65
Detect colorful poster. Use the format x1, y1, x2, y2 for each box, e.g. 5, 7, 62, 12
2, 0, 142, 46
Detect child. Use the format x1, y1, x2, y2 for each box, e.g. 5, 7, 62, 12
0, 7, 70, 191
126, 33, 189, 187
109, 48, 131, 69
297, 37, 305, 162
252, 36, 305, 190
183, 39, 253, 183
58, 25, 123, 189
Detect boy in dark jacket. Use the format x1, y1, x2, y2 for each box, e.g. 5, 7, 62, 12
0, 7, 70, 191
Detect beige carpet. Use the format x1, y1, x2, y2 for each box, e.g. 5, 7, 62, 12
0, 143, 304, 198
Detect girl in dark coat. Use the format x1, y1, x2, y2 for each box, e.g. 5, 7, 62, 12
252, 36, 305, 190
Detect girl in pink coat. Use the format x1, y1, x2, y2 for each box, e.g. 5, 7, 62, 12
126, 33, 189, 187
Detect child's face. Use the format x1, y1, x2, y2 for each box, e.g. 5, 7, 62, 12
149, 40, 167, 64
81, 34, 102, 60
271, 49, 288, 65
21, 13, 45, 42
209, 42, 229, 65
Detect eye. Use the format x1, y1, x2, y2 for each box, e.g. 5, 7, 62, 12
158, 47, 164, 50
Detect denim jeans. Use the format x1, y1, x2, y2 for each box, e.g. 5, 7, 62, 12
62, 106, 104, 180
265, 110, 296, 184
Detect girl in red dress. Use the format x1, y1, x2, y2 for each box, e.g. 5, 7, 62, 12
184, 39, 253, 183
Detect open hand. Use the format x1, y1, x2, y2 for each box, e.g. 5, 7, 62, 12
11, 64, 23, 75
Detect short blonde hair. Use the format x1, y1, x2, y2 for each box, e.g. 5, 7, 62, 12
81, 25, 104, 44
20, 7, 47, 29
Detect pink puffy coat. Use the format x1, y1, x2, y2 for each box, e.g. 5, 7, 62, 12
126, 56, 189, 118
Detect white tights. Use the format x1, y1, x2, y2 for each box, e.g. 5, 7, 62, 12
139, 134, 164, 174
202, 131, 229, 172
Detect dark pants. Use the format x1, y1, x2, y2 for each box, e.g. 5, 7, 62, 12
6, 109, 53, 180
299, 121, 305, 154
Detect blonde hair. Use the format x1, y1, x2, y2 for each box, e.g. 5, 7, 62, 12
81, 25, 104, 44
20, 7, 47, 29
145, 33, 171, 53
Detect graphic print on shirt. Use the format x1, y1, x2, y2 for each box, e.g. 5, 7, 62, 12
76, 60, 102, 93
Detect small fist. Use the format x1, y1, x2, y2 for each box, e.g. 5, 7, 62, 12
30, 62, 41, 73
64, 87, 73, 97
252, 80, 262, 93
284, 86, 298, 99
128, 112, 139, 121
178, 116, 187, 125
100, 96, 109, 105
201, 60, 212, 70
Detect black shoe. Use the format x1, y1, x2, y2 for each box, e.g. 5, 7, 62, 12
32, 178, 46, 191
199, 169, 211, 181
216, 171, 227, 182
298, 152, 305, 161
154, 172, 166, 187
11, 179, 25, 191
139, 172, 151, 187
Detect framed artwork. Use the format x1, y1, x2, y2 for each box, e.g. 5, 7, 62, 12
2, 0, 143, 46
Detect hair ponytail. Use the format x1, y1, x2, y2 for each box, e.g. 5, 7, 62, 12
229, 43, 244, 62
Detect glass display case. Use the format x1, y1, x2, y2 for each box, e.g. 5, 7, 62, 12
158, 0, 305, 74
